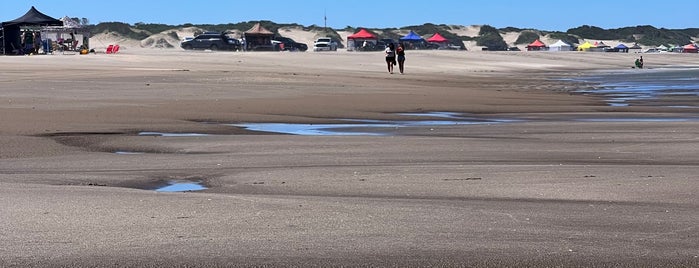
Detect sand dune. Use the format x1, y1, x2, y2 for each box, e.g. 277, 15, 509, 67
93, 24, 664, 52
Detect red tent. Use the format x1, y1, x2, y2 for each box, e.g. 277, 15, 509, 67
347, 29, 377, 51
682, 43, 698, 53
347, 29, 376, 39
526, 39, 547, 51
427, 33, 448, 43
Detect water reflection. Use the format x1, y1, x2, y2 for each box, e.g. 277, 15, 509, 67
155, 181, 207, 192
139, 132, 210, 137
232, 113, 515, 136
574, 68, 699, 107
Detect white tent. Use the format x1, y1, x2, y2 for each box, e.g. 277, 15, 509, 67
548, 40, 572, 51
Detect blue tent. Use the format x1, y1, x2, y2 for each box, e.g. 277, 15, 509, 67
614, 43, 629, 53
399, 31, 424, 41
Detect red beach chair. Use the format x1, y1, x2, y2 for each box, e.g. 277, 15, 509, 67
113, 45, 120, 54
106, 44, 114, 54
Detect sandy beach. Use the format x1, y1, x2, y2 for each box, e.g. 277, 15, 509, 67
1, 49, 698, 267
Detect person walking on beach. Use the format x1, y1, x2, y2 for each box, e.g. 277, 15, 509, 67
385, 43, 396, 74
396, 43, 406, 74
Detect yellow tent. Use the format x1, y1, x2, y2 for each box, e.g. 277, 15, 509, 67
577, 41, 595, 51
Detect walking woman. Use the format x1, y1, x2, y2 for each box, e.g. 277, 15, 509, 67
396, 43, 406, 74
385, 43, 396, 74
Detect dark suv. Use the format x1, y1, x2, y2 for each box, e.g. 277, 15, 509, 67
272, 36, 308, 52
181, 32, 241, 51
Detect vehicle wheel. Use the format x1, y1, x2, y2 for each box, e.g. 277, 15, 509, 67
182, 44, 192, 50
210, 44, 218, 51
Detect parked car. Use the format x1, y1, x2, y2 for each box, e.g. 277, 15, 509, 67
313, 37, 337, 51
180, 32, 241, 51
272, 36, 308, 52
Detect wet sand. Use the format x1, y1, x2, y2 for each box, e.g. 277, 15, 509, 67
1, 50, 698, 267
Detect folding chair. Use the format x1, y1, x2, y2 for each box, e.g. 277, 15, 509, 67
105, 44, 114, 54
112, 45, 120, 54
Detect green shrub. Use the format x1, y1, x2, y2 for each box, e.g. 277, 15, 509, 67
515, 31, 540, 45
476, 25, 507, 50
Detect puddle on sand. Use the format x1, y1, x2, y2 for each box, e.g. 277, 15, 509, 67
139, 132, 210, 137
232, 123, 390, 136
232, 112, 516, 136
155, 181, 207, 192
132, 112, 698, 139
114, 151, 145, 155
575, 118, 696, 123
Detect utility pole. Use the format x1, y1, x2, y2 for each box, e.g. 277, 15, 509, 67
324, 9, 327, 31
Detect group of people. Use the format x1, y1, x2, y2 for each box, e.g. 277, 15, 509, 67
634, 56, 644, 69
384, 43, 406, 74
16, 31, 82, 55
19, 31, 42, 55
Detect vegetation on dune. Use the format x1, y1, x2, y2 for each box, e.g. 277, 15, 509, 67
88, 22, 151, 40
567, 25, 698, 45
477, 25, 508, 50
514, 31, 540, 45
546, 32, 580, 46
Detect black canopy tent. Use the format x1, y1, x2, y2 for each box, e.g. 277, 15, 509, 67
2, 6, 62, 55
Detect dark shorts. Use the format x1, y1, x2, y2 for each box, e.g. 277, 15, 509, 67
397, 55, 405, 62
386, 56, 395, 63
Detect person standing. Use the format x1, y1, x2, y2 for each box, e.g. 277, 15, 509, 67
22, 31, 34, 54
385, 43, 396, 74
396, 43, 406, 74
33, 32, 42, 54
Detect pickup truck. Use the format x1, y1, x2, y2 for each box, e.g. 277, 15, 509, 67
313, 37, 338, 52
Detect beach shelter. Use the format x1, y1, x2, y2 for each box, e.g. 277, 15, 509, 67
656, 44, 668, 51
347, 29, 377, 51
348, 28, 376, 39
525, 39, 547, 51
399, 31, 423, 41
426, 33, 449, 49
548, 40, 572, 51
593, 41, 610, 48
398, 30, 425, 49
614, 43, 629, 53
2, 6, 63, 55
629, 43, 643, 53
427, 33, 448, 43
577, 41, 595, 51
38, 16, 91, 53
243, 23, 274, 51
682, 43, 698, 53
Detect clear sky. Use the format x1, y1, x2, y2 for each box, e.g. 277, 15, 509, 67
3, 1, 697, 31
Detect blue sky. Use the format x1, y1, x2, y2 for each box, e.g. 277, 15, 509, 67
3, 1, 697, 31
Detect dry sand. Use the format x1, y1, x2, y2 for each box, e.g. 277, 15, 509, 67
1, 49, 699, 267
